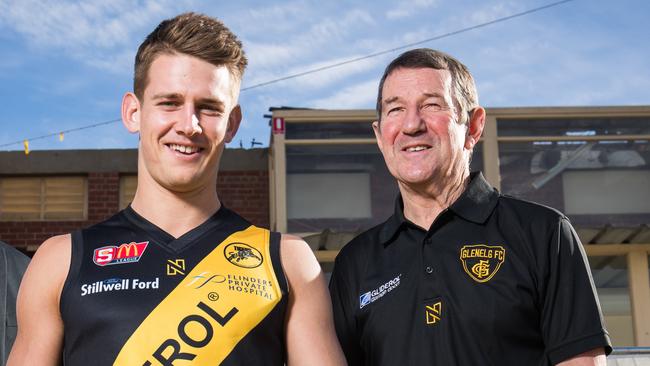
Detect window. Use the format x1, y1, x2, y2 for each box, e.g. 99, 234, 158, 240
563, 170, 650, 215
119, 175, 137, 210
287, 172, 372, 220
285, 144, 397, 233
498, 140, 650, 228
497, 116, 650, 137
588, 255, 634, 346
0, 176, 86, 220
286, 121, 374, 139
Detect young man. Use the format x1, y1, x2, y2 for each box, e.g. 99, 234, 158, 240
9, 13, 345, 366
329, 48, 611, 365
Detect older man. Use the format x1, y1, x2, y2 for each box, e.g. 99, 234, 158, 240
329, 48, 611, 365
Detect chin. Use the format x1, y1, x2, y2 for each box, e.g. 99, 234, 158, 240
161, 175, 203, 192
397, 169, 434, 184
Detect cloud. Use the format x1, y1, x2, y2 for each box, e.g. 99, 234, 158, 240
386, 0, 439, 20
0, 0, 182, 73
236, 7, 380, 88
472, 22, 650, 108
84, 50, 135, 75
244, 41, 301, 69
308, 79, 378, 109
244, 54, 382, 92
464, 1, 521, 25
242, 8, 375, 71
226, 1, 312, 34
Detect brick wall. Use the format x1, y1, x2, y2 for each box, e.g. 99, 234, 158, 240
1, 170, 269, 254
218, 171, 270, 229
0, 172, 120, 252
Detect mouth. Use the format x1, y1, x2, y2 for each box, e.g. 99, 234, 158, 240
166, 143, 204, 155
402, 145, 432, 152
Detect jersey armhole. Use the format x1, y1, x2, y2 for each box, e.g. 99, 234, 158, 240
59, 229, 83, 317
269, 231, 289, 295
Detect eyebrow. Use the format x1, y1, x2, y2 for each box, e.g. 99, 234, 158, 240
383, 92, 445, 105
383, 96, 399, 105
151, 92, 183, 100
151, 93, 225, 107
196, 98, 225, 110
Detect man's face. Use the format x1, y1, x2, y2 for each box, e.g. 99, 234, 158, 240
125, 53, 241, 192
373, 67, 471, 189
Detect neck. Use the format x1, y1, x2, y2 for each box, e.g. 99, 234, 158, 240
399, 170, 470, 230
130, 174, 221, 239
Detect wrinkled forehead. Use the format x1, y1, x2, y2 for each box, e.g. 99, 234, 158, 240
382, 67, 454, 101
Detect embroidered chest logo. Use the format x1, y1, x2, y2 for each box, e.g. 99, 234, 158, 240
359, 274, 402, 309
93, 241, 149, 266
223, 242, 263, 268
166, 259, 186, 276
460, 245, 506, 283
425, 301, 442, 325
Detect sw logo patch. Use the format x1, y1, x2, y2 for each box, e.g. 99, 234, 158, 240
425, 301, 442, 325
460, 245, 506, 283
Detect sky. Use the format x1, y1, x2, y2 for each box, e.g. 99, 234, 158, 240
0, 0, 648, 152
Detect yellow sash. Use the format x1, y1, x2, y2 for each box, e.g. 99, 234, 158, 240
114, 226, 282, 365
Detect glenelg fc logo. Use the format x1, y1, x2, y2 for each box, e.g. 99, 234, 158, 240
460, 245, 506, 283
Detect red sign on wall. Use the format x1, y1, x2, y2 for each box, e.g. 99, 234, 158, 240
272, 117, 285, 134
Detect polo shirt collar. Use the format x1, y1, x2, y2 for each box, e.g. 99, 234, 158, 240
449, 171, 499, 224
378, 172, 499, 245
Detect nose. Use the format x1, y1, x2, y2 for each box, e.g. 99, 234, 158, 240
176, 107, 202, 136
402, 107, 425, 136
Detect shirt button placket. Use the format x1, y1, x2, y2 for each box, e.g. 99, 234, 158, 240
423, 237, 434, 275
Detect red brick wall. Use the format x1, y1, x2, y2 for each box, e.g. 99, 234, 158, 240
0, 172, 120, 252
1, 171, 269, 254
87, 172, 120, 222
218, 171, 269, 229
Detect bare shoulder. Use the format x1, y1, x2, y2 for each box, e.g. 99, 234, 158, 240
279, 234, 347, 364
279, 234, 321, 286
25, 234, 72, 298
280, 234, 316, 259
8, 234, 71, 365
31, 234, 71, 269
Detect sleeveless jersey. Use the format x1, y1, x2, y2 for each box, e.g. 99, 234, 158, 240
60, 205, 288, 365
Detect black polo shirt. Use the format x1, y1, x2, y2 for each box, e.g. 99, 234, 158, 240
330, 172, 611, 366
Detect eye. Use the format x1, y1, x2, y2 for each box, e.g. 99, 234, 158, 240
198, 106, 224, 117
422, 103, 442, 111
157, 100, 180, 108
386, 106, 404, 116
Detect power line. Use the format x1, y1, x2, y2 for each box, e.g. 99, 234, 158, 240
1, 0, 575, 149
0, 119, 120, 149
241, 0, 575, 91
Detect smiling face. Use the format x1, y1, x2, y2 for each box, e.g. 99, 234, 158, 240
374, 67, 481, 190
122, 52, 241, 193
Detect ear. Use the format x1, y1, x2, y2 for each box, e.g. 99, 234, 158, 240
224, 105, 242, 143
372, 120, 384, 153
464, 107, 485, 150
121, 92, 141, 133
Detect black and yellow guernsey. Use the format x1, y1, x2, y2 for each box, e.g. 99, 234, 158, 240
60, 205, 288, 366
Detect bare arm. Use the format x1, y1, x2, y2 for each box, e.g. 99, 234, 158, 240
556, 348, 606, 366
7, 234, 71, 366
281, 234, 346, 366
